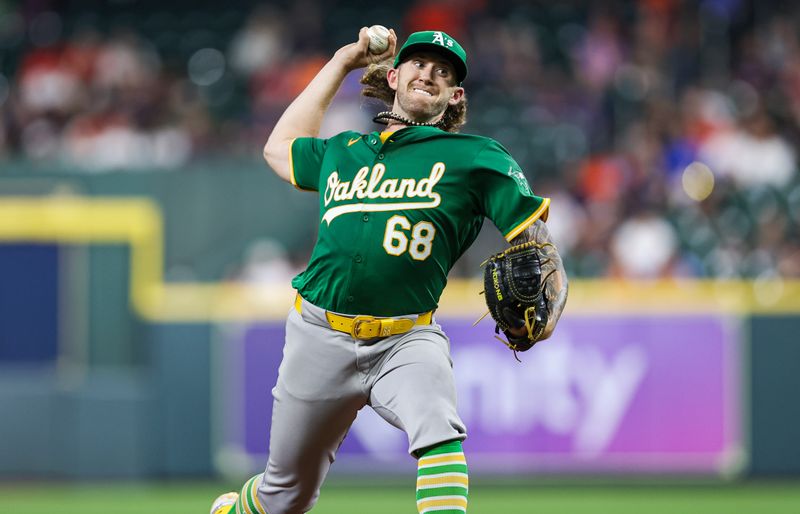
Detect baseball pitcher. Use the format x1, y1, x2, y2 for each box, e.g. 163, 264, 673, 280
212, 27, 568, 514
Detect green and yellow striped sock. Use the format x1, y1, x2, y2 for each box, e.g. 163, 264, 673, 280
416, 440, 469, 513
235, 474, 268, 514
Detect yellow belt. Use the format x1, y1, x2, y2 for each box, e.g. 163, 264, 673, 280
294, 294, 433, 340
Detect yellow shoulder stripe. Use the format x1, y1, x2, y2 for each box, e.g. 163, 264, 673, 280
505, 197, 551, 242
288, 138, 299, 188
288, 138, 316, 192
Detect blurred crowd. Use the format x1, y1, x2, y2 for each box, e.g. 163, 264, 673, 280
1, 0, 799, 279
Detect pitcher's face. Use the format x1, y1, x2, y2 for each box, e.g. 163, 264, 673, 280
388, 52, 464, 123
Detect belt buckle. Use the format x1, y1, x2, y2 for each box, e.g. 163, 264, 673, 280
350, 315, 376, 339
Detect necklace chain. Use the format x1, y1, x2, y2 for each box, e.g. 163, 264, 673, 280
373, 111, 443, 128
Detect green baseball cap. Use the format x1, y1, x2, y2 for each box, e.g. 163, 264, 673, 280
394, 30, 468, 84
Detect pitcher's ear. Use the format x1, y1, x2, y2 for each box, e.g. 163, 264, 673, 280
387, 67, 399, 91
448, 87, 465, 106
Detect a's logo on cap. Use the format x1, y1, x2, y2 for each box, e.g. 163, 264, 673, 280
432, 31, 454, 48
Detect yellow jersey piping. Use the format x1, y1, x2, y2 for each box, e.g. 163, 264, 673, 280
288, 138, 314, 192
504, 197, 551, 242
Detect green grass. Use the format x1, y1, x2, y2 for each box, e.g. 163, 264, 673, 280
2, 480, 799, 513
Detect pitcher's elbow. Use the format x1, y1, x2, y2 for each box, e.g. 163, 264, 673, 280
262, 141, 290, 181
262, 140, 276, 166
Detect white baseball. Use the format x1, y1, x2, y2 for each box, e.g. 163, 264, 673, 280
366, 25, 390, 54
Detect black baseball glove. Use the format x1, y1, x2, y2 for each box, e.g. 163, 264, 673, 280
481, 242, 554, 357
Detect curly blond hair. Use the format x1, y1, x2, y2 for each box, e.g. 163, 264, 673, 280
359, 62, 467, 133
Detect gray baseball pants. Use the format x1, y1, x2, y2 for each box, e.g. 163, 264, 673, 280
255, 296, 466, 514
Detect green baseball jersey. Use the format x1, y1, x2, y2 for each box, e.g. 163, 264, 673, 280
289, 126, 550, 316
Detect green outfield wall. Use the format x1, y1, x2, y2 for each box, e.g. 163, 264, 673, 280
749, 316, 800, 476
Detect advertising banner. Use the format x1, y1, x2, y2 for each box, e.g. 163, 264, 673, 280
220, 315, 742, 475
